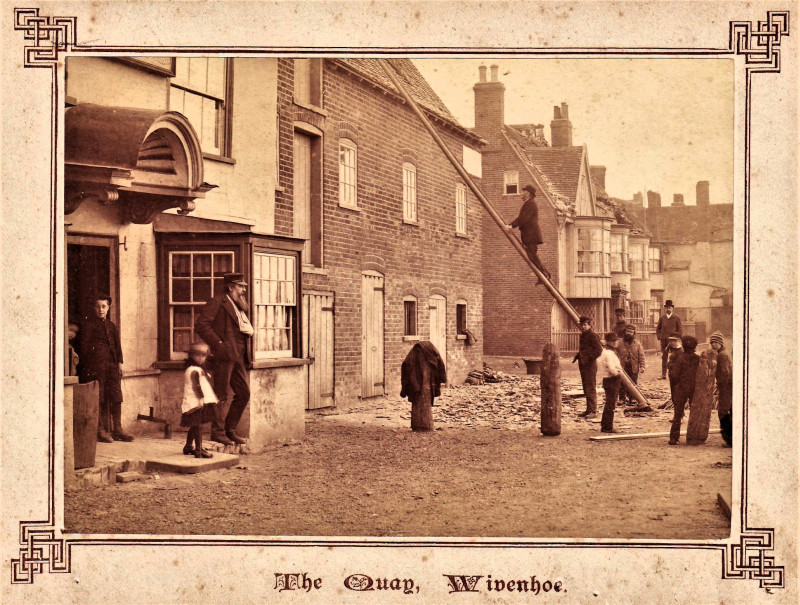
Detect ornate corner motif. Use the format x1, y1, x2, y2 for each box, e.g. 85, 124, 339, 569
729, 11, 790, 73
723, 529, 785, 590
10, 522, 71, 584
14, 7, 76, 68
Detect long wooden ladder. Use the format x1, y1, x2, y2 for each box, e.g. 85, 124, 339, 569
378, 59, 649, 407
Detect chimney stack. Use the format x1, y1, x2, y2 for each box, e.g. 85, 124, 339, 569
696, 180, 710, 206
633, 192, 644, 205
672, 194, 685, 206
647, 190, 661, 209
550, 102, 573, 147
589, 166, 607, 190
473, 64, 505, 143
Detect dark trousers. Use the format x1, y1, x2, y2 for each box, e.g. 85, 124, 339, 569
579, 359, 598, 413
670, 391, 693, 441
660, 339, 669, 377
522, 243, 551, 281
717, 382, 733, 446
620, 362, 638, 402
601, 376, 621, 431
210, 358, 250, 435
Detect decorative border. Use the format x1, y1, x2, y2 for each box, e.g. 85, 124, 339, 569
8, 6, 790, 592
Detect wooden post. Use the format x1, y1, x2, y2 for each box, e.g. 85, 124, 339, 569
411, 361, 434, 432
686, 349, 718, 445
540, 343, 561, 436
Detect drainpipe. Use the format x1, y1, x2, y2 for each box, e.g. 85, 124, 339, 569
378, 59, 649, 407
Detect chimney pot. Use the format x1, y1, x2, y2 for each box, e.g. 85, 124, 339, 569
550, 101, 573, 147
553, 105, 561, 119
672, 193, 685, 206
490, 65, 499, 81
478, 65, 487, 82
561, 102, 569, 119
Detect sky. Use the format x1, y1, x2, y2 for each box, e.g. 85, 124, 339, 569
413, 58, 734, 204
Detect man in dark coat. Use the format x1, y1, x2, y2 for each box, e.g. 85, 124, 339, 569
656, 300, 682, 379
506, 184, 552, 284
710, 331, 733, 447
195, 273, 254, 446
669, 335, 699, 445
617, 323, 646, 405
573, 316, 603, 418
78, 295, 133, 442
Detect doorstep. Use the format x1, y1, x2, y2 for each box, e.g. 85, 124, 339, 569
69, 437, 243, 489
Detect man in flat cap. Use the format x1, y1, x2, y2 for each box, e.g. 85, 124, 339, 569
507, 184, 552, 284
195, 272, 254, 446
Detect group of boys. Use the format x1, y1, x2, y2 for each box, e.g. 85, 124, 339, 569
574, 313, 733, 446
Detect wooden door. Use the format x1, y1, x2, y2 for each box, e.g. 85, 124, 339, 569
294, 132, 312, 264
429, 295, 447, 368
361, 272, 385, 398
303, 291, 334, 409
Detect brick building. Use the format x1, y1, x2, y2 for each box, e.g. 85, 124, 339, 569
63, 56, 484, 454
288, 59, 485, 404
474, 65, 616, 357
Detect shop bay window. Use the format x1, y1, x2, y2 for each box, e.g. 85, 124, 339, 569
577, 228, 604, 275
253, 252, 297, 358
169, 251, 234, 358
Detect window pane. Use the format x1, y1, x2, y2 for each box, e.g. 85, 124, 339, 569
193, 253, 211, 277
188, 57, 208, 90
214, 253, 232, 274
172, 253, 191, 277
172, 278, 191, 302
173, 328, 192, 354
193, 279, 212, 302
206, 58, 225, 99
173, 306, 193, 328
183, 92, 203, 137
202, 98, 220, 154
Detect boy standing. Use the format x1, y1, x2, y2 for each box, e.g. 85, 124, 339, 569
573, 316, 603, 418
710, 331, 733, 447
669, 335, 700, 445
596, 332, 624, 433
666, 332, 683, 404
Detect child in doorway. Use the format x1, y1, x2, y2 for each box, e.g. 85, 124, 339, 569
181, 342, 218, 458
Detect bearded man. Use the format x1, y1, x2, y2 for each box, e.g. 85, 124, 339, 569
195, 272, 254, 446
617, 323, 646, 405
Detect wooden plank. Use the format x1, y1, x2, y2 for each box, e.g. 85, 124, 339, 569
589, 429, 722, 442
717, 492, 732, 520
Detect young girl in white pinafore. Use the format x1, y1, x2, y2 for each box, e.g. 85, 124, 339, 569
181, 342, 218, 458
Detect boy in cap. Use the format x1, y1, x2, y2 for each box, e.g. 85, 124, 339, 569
596, 332, 624, 433
666, 332, 683, 404
656, 300, 682, 379
710, 331, 732, 447
573, 316, 603, 418
506, 184, 552, 284
668, 335, 699, 445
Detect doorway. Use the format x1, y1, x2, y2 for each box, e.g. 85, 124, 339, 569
429, 295, 447, 367
361, 272, 385, 398
67, 235, 118, 329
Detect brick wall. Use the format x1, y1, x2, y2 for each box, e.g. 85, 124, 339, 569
481, 145, 559, 358
301, 61, 484, 404
275, 58, 294, 237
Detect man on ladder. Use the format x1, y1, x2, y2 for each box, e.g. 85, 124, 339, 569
506, 184, 552, 285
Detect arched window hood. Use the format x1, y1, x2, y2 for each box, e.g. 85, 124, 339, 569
65, 104, 216, 224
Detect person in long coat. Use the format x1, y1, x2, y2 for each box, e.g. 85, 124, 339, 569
78, 295, 133, 442
573, 316, 603, 418
710, 331, 733, 447
616, 323, 646, 405
506, 184, 552, 283
656, 300, 682, 379
668, 335, 699, 445
195, 272, 254, 446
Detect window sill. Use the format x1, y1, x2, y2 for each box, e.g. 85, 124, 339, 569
456, 334, 467, 341
122, 368, 162, 378
251, 357, 312, 369
403, 219, 419, 226
402, 335, 420, 342
153, 360, 188, 370
64, 376, 79, 386
303, 265, 328, 276
455, 232, 469, 238
275, 186, 286, 193
202, 152, 236, 165
292, 99, 328, 116
339, 204, 362, 213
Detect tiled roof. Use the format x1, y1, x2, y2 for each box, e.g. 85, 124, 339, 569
333, 59, 460, 126
523, 146, 585, 204
507, 124, 549, 148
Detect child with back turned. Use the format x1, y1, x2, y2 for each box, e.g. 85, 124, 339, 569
181, 342, 218, 458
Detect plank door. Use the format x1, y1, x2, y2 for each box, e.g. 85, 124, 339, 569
361, 272, 385, 398
303, 292, 334, 409
429, 295, 447, 368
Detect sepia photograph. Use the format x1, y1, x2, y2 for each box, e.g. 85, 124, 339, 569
1, 2, 796, 603
61, 56, 734, 540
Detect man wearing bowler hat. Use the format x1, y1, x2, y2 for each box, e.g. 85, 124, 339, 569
195, 272, 254, 445
656, 299, 682, 380
506, 184, 552, 284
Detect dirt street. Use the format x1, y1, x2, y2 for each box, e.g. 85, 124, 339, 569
65, 355, 732, 539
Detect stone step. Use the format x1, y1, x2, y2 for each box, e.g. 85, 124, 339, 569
146, 452, 240, 475
116, 471, 146, 483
